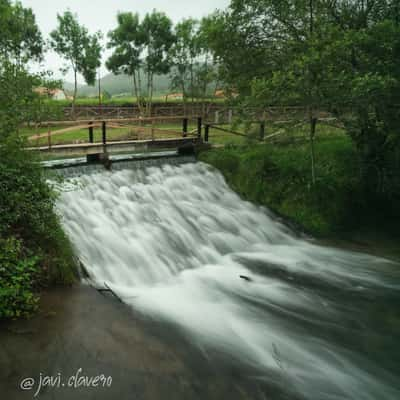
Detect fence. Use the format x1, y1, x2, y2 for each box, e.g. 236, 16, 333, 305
60, 104, 331, 122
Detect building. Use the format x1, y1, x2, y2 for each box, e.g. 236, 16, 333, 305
214, 89, 238, 99
165, 92, 184, 101
34, 87, 69, 100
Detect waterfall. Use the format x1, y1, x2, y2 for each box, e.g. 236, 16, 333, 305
56, 159, 400, 400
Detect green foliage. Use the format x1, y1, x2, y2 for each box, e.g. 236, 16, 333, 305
50, 10, 102, 106
106, 12, 143, 77
169, 18, 219, 101
0, 11, 77, 319
199, 137, 374, 236
0, 136, 77, 319
107, 10, 174, 114
0, 63, 62, 136
204, 0, 400, 208
0, 237, 39, 319
169, 18, 198, 99
0, 135, 77, 283
0, 0, 43, 62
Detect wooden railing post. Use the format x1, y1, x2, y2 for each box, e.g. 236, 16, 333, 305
228, 109, 233, 124
197, 117, 202, 139
204, 124, 209, 142
102, 121, 106, 145
47, 128, 51, 149
182, 117, 188, 137
260, 121, 265, 140
88, 121, 94, 143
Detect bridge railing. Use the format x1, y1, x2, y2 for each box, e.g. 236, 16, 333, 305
26, 116, 204, 150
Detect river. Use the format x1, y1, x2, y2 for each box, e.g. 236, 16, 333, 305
56, 159, 400, 400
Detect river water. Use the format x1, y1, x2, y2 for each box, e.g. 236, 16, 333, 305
56, 159, 400, 400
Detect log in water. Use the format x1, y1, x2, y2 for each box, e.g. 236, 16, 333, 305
56, 160, 400, 400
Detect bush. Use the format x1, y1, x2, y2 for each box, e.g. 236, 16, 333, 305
198, 135, 394, 236
0, 136, 77, 319
0, 237, 39, 318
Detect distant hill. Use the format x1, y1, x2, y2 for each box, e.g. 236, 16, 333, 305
64, 72, 172, 98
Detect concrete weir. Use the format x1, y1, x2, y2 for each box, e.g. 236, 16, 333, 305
29, 137, 200, 156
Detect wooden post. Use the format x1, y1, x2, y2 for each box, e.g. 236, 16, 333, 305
47, 128, 51, 149
182, 117, 188, 137
88, 121, 94, 143
197, 117, 202, 139
151, 120, 155, 141
204, 124, 209, 142
102, 121, 106, 145
215, 111, 219, 124
228, 109, 233, 124
260, 121, 265, 140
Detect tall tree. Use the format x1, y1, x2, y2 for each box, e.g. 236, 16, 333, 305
141, 10, 174, 115
50, 11, 102, 116
0, 0, 43, 63
169, 19, 199, 109
205, 0, 400, 197
106, 12, 145, 114
107, 10, 174, 116
0, 0, 45, 135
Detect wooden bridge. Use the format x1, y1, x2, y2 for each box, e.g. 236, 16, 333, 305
26, 116, 205, 157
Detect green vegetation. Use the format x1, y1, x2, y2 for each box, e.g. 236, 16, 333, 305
200, 0, 400, 232
22, 122, 199, 146
22, 121, 253, 148
169, 18, 218, 105
106, 11, 175, 116
35, 96, 225, 109
199, 132, 376, 236
61, 10, 221, 108
0, 139, 76, 319
50, 11, 102, 113
0, 0, 77, 320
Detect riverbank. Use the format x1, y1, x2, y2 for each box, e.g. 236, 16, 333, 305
198, 139, 400, 255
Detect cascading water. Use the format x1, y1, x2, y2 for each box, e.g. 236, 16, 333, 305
56, 159, 400, 400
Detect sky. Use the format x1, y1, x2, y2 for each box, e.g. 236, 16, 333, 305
20, 0, 230, 84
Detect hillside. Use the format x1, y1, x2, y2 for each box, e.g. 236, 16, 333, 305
64, 72, 172, 98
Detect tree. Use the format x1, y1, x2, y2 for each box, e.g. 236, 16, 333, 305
0, 2, 76, 320
205, 0, 324, 183
107, 10, 174, 116
196, 17, 224, 111
106, 12, 145, 114
169, 18, 199, 107
50, 11, 102, 116
320, 1, 400, 196
0, 0, 43, 63
141, 10, 174, 115
204, 0, 400, 199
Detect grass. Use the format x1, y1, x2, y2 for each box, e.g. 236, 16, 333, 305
199, 126, 371, 236
44, 96, 226, 107
23, 121, 258, 147
21, 122, 200, 147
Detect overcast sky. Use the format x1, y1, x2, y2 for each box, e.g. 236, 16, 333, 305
20, 0, 230, 84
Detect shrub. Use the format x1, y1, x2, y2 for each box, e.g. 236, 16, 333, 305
0, 237, 39, 319
0, 136, 77, 319
198, 134, 394, 236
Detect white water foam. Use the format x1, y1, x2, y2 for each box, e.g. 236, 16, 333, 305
57, 161, 400, 400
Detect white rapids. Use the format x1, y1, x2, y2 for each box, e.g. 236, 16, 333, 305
56, 160, 400, 400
